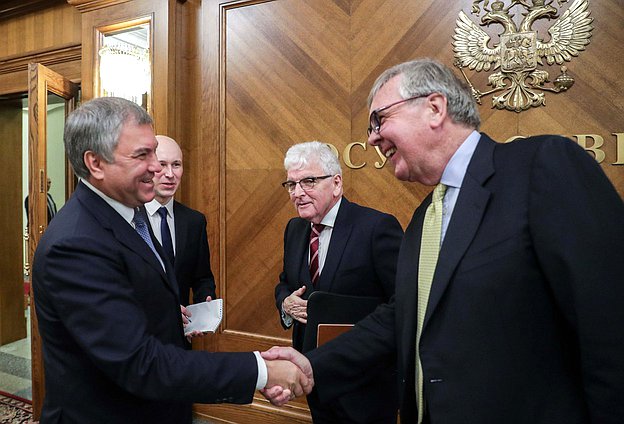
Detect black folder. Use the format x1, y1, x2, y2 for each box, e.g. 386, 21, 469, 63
301, 292, 384, 353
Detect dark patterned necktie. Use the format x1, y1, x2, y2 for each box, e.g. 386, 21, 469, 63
157, 206, 175, 266
309, 224, 325, 286
133, 208, 164, 269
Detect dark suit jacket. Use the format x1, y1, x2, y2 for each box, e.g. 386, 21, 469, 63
275, 197, 404, 421
307, 134, 624, 423
33, 182, 258, 424
172, 201, 216, 305
25, 193, 57, 224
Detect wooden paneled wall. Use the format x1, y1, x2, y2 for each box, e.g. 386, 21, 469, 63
0, 4, 80, 58
0, 2, 81, 95
196, 0, 623, 422
1, 0, 621, 422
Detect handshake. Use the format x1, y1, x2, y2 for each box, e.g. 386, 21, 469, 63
260, 346, 314, 406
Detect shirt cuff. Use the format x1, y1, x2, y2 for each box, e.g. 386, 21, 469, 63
254, 351, 268, 390
281, 305, 294, 328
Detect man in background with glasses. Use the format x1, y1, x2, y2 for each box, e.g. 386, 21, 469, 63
274, 141, 403, 423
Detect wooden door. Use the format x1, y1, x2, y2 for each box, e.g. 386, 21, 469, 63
27, 62, 79, 420
0, 99, 26, 346
197, 0, 623, 422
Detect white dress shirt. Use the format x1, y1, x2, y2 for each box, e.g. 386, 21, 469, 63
281, 197, 342, 328
145, 198, 177, 255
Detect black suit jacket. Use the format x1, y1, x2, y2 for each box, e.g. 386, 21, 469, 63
307, 134, 624, 423
33, 182, 258, 424
172, 201, 217, 305
275, 197, 404, 421
25, 193, 57, 224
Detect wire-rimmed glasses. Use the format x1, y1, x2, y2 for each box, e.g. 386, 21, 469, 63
281, 175, 332, 193
367, 94, 431, 136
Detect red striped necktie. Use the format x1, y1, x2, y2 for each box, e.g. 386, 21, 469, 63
309, 223, 325, 286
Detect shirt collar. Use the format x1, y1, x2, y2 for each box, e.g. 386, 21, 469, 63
317, 197, 342, 229
145, 198, 173, 217
80, 178, 135, 224
440, 130, 481, 189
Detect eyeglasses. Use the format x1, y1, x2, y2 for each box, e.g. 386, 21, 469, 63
281, 175, 332, 193
367, 94, 431, 136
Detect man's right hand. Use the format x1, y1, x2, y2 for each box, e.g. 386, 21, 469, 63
261, 347, 314, 406
263, 358, 313, 406
282, 286, 308, 323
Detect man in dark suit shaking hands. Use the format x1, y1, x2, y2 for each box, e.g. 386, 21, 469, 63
145, 135, 217, 333
274, 141, 403, 423
32, 97, 311, 423
265, 59, 624, 423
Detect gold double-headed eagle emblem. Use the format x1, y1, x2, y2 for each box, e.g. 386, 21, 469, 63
453, 0, 593, 112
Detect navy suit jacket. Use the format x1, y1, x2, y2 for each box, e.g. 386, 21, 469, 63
307, 135, 624, 423
275, 197, 403, 421
33, 182, 258, 424
172, 201, 216, 305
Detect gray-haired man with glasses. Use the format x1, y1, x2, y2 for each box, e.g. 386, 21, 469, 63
274, 141, 403, 423
267, 58, 624, 424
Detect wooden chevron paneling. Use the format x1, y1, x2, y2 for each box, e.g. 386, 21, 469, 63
216, 0, 624, 343
223, 0, 352, 341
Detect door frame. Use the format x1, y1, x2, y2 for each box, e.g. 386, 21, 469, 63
27, 62, 79, 419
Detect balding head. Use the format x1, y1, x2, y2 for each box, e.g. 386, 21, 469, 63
153, 135, 184, 204
156, 135, 182, 154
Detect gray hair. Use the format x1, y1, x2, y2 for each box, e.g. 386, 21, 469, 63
284, 141, 342, 176
64, 97, 153, 179
367, 58, 480, 129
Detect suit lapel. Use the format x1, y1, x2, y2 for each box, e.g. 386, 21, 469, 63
397, 204, 428, 370
75, 184, 177, 298
423, 135, 495, 330
287, 219, 314, 296
318, 198, 353, 292
172, 201, 186, 274
139, 206, 180, 298
115, 222, 169, 281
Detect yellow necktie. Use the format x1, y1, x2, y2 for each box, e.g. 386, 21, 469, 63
416, 183, 447, 424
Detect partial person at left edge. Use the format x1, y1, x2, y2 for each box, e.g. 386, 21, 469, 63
32, 96, 312, 424
25, 176, 57, 225
144, 135, 217, 340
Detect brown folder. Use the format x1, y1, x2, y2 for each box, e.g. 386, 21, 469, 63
302, 292, 384, 352
316, 323, 354, 347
